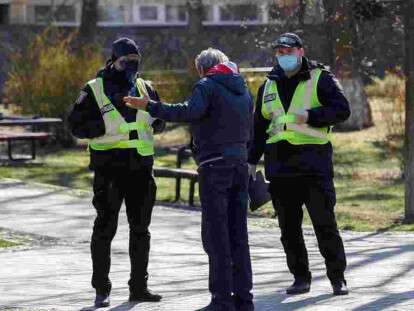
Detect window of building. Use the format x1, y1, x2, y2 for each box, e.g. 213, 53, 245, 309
219, 4, 260, 22
54, 5, 76, 22
98, 0, 134, 24
139, 6, 158, 21
0, 4, 9, 25
34, 5, 52, 24
166, 5, 187, 23
203, 5, 214, 22
98, 5, 126, 23
34, 4, 76, 24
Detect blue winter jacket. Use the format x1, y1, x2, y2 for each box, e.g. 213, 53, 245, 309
147, 72, 254, 165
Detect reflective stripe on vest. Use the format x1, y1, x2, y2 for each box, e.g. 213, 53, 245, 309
261, 68, 331, 145
87, 77, 155, 156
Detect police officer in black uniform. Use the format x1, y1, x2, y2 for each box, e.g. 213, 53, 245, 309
248, 33, 351, 296
68, 37, 164, 307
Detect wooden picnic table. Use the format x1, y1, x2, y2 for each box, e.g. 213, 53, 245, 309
0, 116, 63, 160
0, 117, 62, 127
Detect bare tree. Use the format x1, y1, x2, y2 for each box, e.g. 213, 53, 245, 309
297, 0, 307, 30
322, 0, 373, 130
404, 0, 414, 222
78, 0, 98, 45
186, 0, 205, 61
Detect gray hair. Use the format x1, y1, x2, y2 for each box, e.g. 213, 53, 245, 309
195, 48, 229, 74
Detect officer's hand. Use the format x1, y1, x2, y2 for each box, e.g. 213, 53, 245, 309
123, 95, 149, 110
248, 164, 257, 181
295, 110, 309, 124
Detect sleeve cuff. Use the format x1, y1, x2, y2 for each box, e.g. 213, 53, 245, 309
306, 109, 319, 127
146, 100, 159, 114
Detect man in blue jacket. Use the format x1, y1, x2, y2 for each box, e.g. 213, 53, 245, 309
248, 33, 351, 296
124, 48, 254, 311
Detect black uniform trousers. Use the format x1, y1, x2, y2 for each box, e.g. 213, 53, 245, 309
90, 166, 156, 294
198, 161, 253, 311
268, 176, 347, 284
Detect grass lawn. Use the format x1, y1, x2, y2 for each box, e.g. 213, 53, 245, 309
0, 238, 20, 248
0, 101, 411, 232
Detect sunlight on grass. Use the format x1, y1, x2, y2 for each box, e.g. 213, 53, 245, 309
0, 239, 20, 248
0, 99, 410, 232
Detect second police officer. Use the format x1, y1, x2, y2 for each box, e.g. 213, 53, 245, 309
248, 33, 351, 296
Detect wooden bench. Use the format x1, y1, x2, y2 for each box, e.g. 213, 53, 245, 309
155, 144, 265, 206
0, 132, 50, 160
153, 166, 198, 206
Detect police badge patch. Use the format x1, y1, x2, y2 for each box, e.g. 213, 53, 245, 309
264, 93, 277, 103
100, 104, 115, 115
75, 90, 88, 105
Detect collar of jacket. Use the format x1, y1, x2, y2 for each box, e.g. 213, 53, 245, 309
267, 57, 323, 82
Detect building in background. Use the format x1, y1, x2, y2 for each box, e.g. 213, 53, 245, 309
0, 0, 324, 27
0, 0, 328, 99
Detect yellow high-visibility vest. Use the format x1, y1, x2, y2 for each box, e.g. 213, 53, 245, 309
88, 77, 155, 156
261, 68, 331, 145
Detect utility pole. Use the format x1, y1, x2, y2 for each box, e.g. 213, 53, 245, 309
404, 0, 414, 222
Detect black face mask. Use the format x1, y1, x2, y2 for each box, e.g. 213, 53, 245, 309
126, 61, 139, 80
115, 60, 139, 85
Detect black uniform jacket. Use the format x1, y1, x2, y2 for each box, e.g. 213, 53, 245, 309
68, 66, 165, 171
248, 57, 351, 178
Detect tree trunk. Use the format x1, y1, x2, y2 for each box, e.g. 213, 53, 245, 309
323, 0, 373, 131
404, 0, 414, 222
323, 0, 336, 70
186, 0, 205, 62
185, 0, 206, 74
78, 0, 98, 45
297, 0, 306, 32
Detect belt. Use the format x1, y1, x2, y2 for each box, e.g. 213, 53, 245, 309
198, 156, 224, 167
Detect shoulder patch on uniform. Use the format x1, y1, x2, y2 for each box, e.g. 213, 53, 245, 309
264, 93, 277, 103
332, 76, 344, 92
144, 80, 154, 90
100, 103, 115, 115
75, 90, 88, 105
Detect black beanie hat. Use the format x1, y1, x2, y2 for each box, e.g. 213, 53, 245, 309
111, 37, 141, 61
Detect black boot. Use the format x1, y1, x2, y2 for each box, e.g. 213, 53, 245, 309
286, 279, 311, 295
196, 303, 215, 311
332, 280, 349, 296
94, 293, 110, 308
196, 302, 234, 311
129, 288, 162, 302
232, 295, 254, 311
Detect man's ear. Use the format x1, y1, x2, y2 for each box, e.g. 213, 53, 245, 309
298, 48, 305, 58
197, 67, 204, 78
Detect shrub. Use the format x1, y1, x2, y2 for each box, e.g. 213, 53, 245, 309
3, 27, 104, 144
142, 69, 267, 105
366, 72, 405, 172
142, 70, 198, 103
243, 71, 267, 104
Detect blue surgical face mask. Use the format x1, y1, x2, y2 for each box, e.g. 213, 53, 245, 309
277, 54, 300, 72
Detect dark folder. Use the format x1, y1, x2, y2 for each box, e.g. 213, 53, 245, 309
248, 170, 271, 211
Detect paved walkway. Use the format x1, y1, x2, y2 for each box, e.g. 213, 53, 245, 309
0, 179, 414, 311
